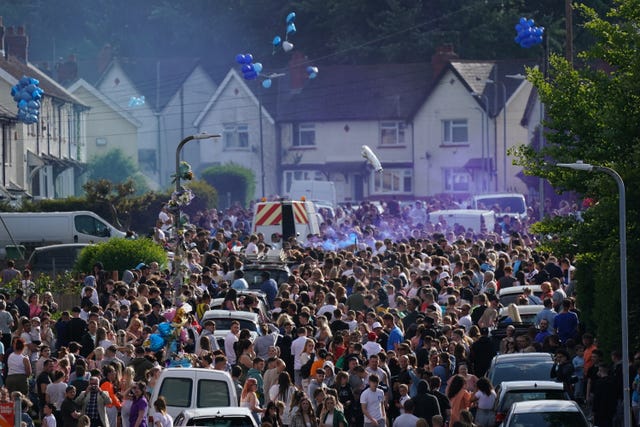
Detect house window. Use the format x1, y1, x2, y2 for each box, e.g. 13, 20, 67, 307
443, 168, 470, 192
223, 124, 249, 149
442, 119, 468, 144
139, 149, 157, 173
283, 171, 324, 193
293, 123, 316, 147
380, 122, 405, 145
372, 169, 412, 194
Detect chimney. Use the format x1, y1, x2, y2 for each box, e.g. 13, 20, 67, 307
56, 54, 78, 85
5, 25, 28, 63
0, 17, 5, 58
431, 44, 458, 77
288, 51, 307, 93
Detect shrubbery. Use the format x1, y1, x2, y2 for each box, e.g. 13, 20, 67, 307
75, 238, 168, 276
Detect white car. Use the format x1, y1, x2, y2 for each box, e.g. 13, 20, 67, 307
494, 381, 569, 424
498, 285, 543, 306
199, 309, 261, 344
173, 407, 258, 427
499, 399, 590, 427
498, 304, 545, 324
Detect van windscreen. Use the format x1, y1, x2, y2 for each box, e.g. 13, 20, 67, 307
197, 379, 232, 407
159, 378, 192, 407
476, 196, 525, 214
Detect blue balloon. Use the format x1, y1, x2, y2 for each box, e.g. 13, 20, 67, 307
18, 100, 27, 109
243, 53, 254, 64
287, 23, 296, 35
157, 322, 173, 337
244, 70, 258, 80
28, 78, 39, 85
519, 17, 527, 25
253, 63, 263, 73
236, 53, 245, 64
262, 79, 272, 89
149, 334, 166, 352
241, 64, 254, 74
309, 72, 317, 79
19, 76, 29, 86
273, 36, 282, 46
286, 12, 296, 24
21, 91, 32, 101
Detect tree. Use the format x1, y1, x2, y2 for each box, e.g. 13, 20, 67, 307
512, 0, 640, 353
88, 148, 149, 195
200, 163, 255, 208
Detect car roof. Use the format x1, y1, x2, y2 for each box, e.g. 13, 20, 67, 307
499, 381, 565, 392
179, 407, 254, 418
200, 309, 259, 322
499, 305, 545, 316
510, 399, 581, 413
492, 352, 553, 363
498, 285, 542, 296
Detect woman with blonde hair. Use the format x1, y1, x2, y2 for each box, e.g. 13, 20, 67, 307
290, 395, 318, 427
120, 367, 136, 427
478, 307, 498, 329
240, 377, 264, 424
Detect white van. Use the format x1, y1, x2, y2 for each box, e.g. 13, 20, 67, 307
289, 180, 337, 207
428, 209, 495, 234
471, 193, 528, 221
150, 368, 238, 419
0, 211, 124, 258
252, 200, 321, 244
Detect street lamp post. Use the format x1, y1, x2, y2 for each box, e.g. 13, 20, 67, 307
557, 161, 630, 427
487, 79, 507, 191
174, 133, 221, 230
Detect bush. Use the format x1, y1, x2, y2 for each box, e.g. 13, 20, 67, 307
184, 179, 218, 217
75, 238, 168, 275
201, 163, 255, 208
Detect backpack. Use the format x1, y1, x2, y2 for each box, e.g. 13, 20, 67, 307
300, 353, 315, 379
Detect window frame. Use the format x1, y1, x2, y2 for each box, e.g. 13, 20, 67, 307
442, 119, 469, 145
371, 168, 413, 195
292, 123, 316, 147
223, 123, 250, 150
443, 168, 471, 193
379, 121, 406, 146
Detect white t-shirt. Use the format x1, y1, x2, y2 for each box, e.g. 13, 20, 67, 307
474, 390, 497, 410
393, 413, 419, 427
360, 387, 385, 421
152, 411, 173, 427
224, 332, 238, 364
291, 336, 307, 370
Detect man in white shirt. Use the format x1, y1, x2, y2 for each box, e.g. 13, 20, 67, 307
290, 326, 308, 387
360, 374, 386, 427
224, 321, 240, 365
393, 399, 419, 427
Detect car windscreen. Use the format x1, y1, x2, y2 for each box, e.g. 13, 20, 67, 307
158, 377, 193, 408
499, 390, 568, 411
209, 318, 258, 332
510, 411, 587, 427
186, 416, 254, 427
244, 268, 290, 286
197, 379, 232, 407
490, 360, 553, 386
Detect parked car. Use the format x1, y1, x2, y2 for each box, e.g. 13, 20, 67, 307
199, 309, 261, 348
173, 407, 258, 427
26, 243, 91, 278
486, 353, 554, 390
209, 291, 269, 317
499, 399, 590, 427
498, 305, 545, 324
498, 285, 543, 306
242, 260, 291, 288
150, 368, 238, 420
494, 381, 570, 424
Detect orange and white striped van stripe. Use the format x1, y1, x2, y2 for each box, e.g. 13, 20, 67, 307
293, 202, 309, 224
254, 203, 282, 227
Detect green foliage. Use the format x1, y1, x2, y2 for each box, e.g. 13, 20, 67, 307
183, 180, 218, 217
1, 272, 82, 296
528, 216, 582, 258
88, 149, 149, 195
201, 163, 255, 208
75, 238, 167, 275
513, 0, 640, 352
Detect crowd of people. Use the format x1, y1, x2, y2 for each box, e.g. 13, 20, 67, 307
0, 197, 633, 427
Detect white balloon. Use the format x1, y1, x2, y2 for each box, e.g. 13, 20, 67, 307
282, 41, 294, 52
361, 145, 383, 172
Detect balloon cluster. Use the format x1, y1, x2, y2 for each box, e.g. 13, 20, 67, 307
272, 12, 297, 54
236, 53, 262, 81
514, 17, 544, 48
11, 76, 44, 124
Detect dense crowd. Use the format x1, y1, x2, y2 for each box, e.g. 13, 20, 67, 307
0, 198, 634, 427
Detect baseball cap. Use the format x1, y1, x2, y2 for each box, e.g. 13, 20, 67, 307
372, 322, 383, 329
367, 332, 377, 341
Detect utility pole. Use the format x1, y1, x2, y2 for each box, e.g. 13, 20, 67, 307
565, 0, 573, 64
